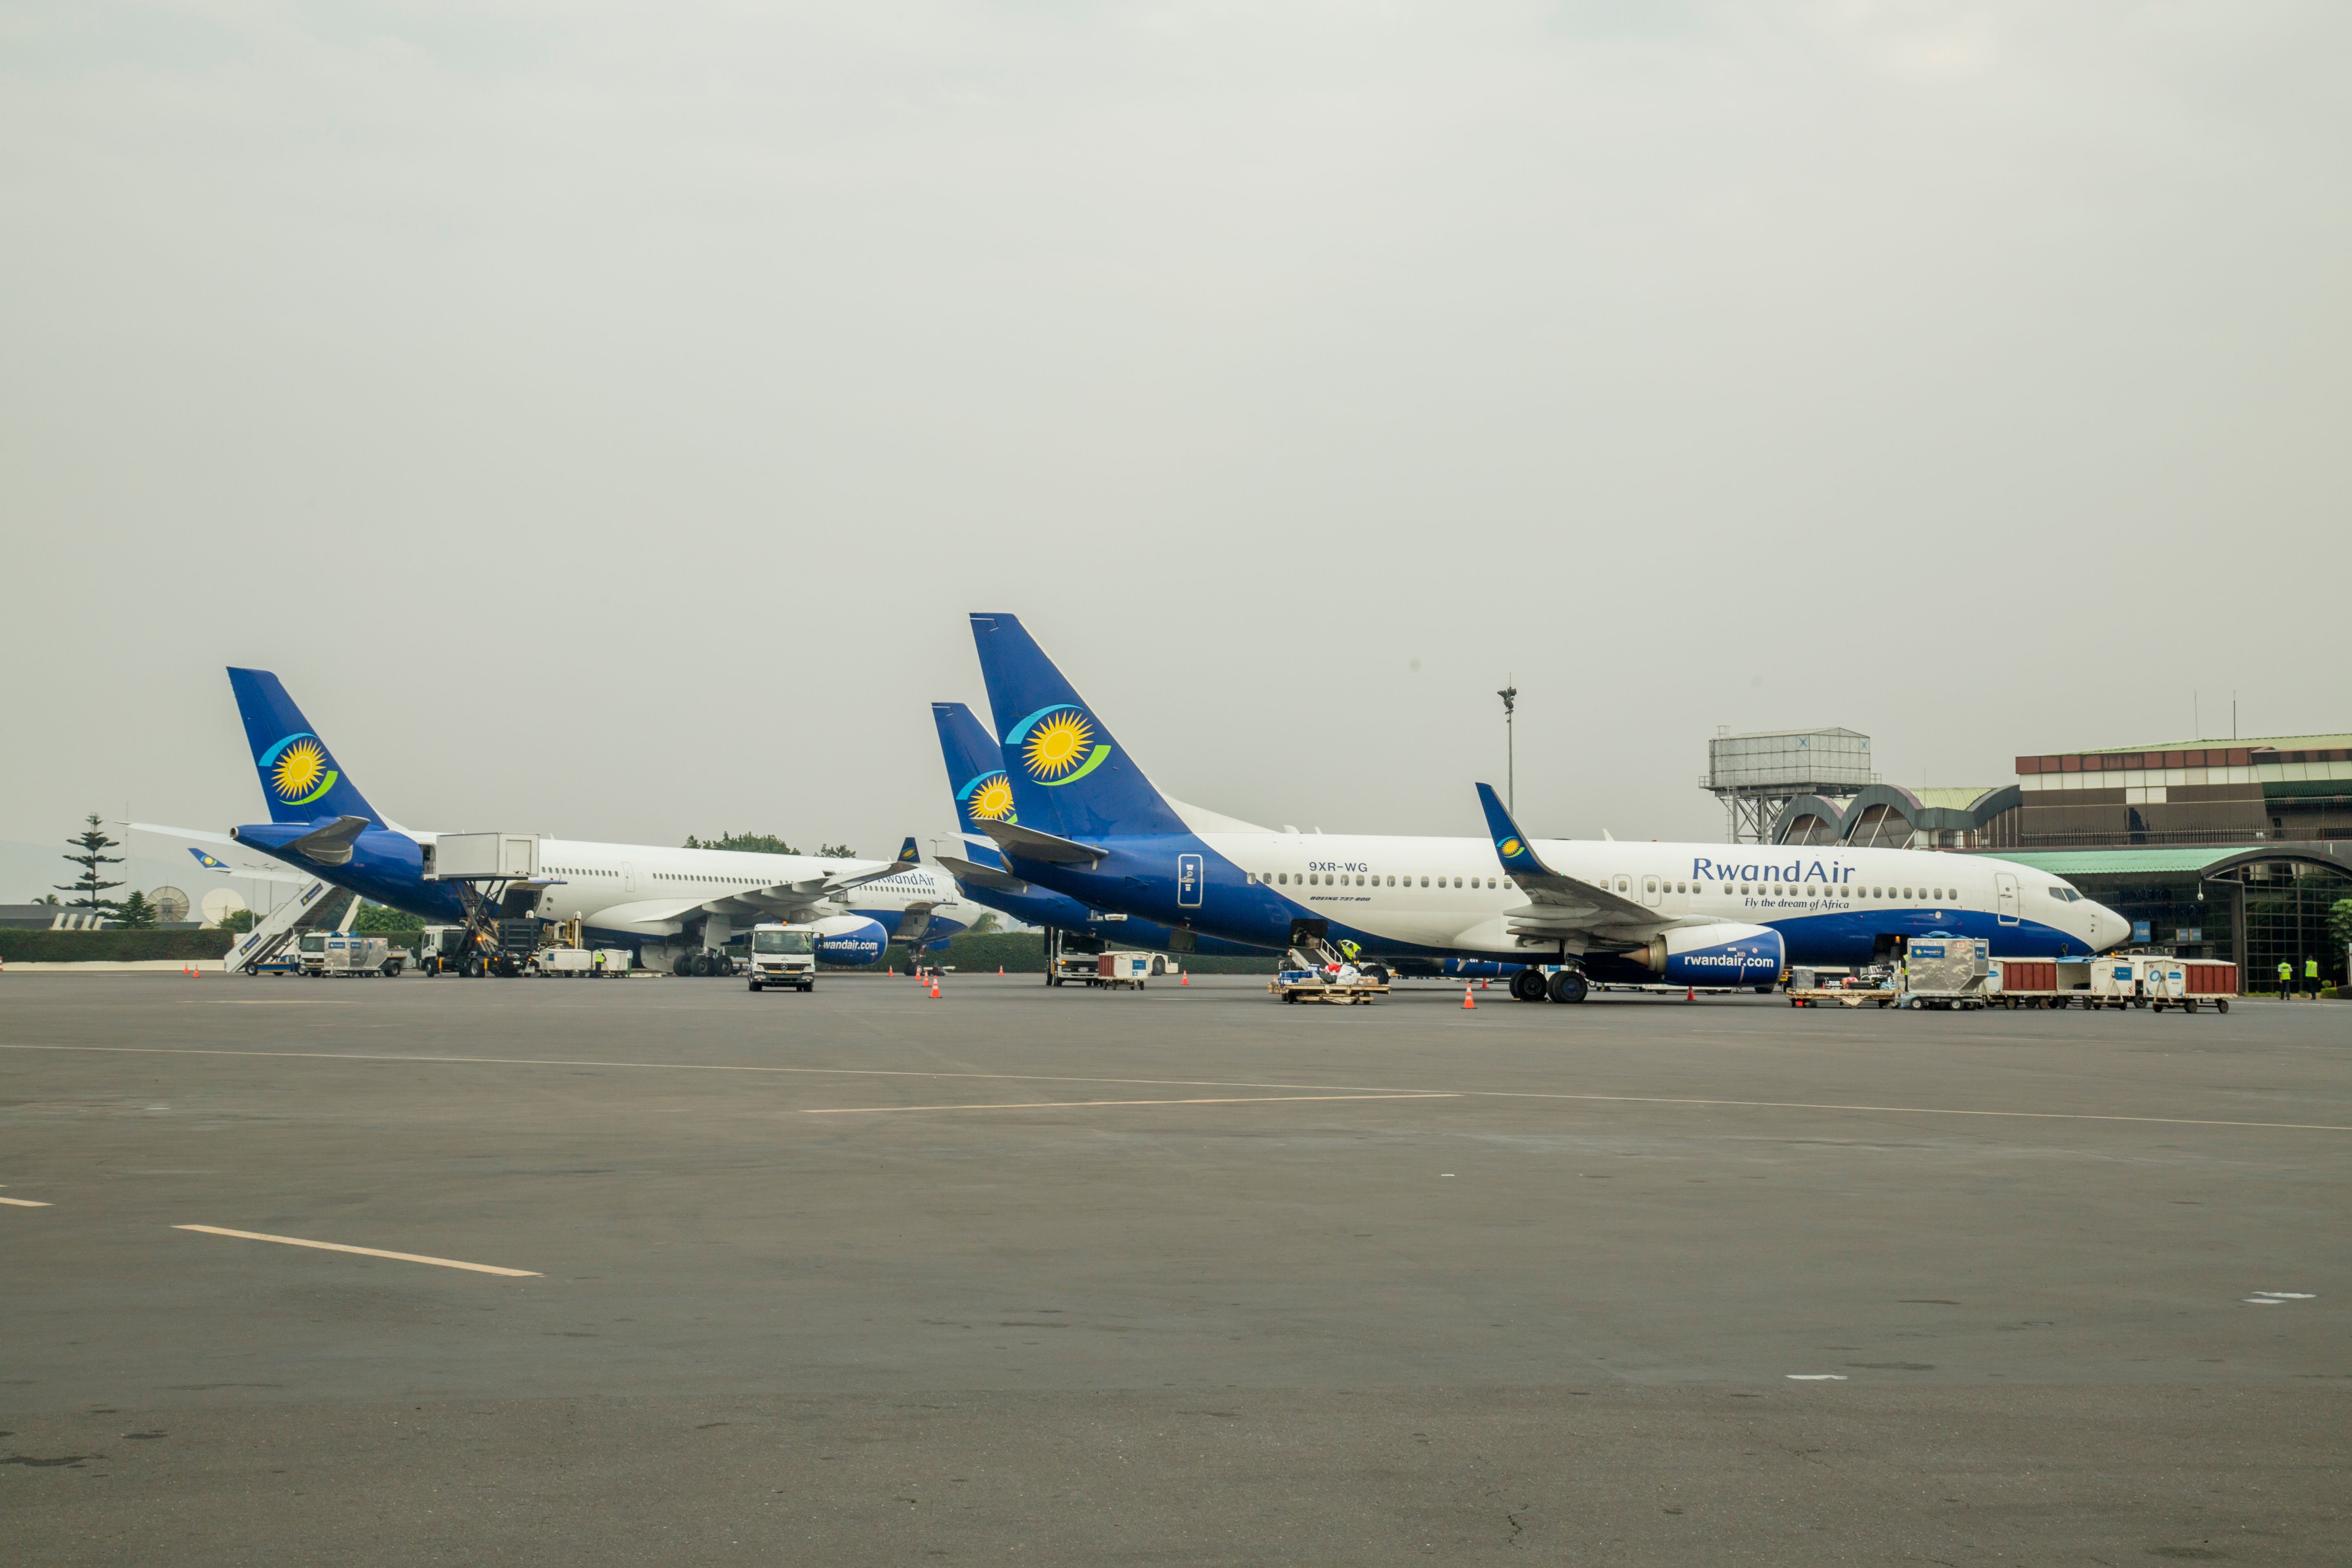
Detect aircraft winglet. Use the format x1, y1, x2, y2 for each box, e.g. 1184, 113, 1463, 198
1475, 784, 1561, 880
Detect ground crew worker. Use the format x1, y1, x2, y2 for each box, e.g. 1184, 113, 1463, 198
2277, 959, 2294, 999
2307, 956, 2322, 998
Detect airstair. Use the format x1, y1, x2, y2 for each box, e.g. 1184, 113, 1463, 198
222, 879, 359, 974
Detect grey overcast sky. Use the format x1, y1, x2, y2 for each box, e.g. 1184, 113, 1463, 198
4, 1, 2345, 878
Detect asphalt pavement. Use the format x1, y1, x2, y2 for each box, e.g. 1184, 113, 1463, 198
3, 971, 2345, 1564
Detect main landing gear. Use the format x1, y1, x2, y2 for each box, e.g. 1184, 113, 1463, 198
1510, 967, 1588, 1003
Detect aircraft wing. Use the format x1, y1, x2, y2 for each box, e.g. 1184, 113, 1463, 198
131, 823, 317, 884
1474, 784, 1658, 934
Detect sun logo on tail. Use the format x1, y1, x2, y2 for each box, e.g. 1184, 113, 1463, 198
1498, 838, 1524, 858
1008, 704, 1115, 788
1023, 710, 1093, 779
961, 771, 1017, 823
262, 734, 341, 806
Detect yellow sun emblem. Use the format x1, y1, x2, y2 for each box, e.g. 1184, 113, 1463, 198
968, 775, 1016, 822
272, 739, 328, 801
1023, 711, 1094, 780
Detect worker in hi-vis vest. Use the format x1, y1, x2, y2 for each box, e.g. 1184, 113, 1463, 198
2278, 960, 2294, 998
2307, 956, 2323, 998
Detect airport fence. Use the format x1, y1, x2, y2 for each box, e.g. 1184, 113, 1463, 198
0, 929, 238, 963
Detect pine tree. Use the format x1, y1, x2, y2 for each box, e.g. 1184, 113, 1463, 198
58, 813, 125, 913
114, 889, 158, 929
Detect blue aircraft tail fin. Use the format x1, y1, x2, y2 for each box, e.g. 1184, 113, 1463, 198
933, 701, 1015, 870
226, 668, 385, 826
967, 615, 1185, 840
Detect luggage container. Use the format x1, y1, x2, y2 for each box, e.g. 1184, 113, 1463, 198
2182, 959, 2235, 1009
1097, 953, 1153, 990
1989, 958, 2061, 1008
1897, 936, 1992, 1009
303, 933, 396, 976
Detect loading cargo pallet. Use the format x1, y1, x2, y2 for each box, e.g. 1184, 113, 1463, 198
1269, 949, 1390, 1004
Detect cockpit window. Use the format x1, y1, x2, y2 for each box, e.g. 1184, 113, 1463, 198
2049, 886, 2083, 903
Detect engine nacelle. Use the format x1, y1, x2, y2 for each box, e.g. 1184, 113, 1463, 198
1624, 923, 1783, 986
807, 915, 889, 967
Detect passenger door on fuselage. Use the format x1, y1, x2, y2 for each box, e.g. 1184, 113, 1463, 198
1995, 871, 2019, 926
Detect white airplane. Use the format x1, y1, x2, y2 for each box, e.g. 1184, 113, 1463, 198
136, 668, 981, 975
964, 613, 2132, 1003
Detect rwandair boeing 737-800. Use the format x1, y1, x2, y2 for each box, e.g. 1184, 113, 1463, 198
960, 614, 2129, 1003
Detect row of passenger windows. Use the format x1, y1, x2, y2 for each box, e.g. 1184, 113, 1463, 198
1240, 871, 1960, 902
1250, 872, 1509, 890
1698, 884, 1953, 900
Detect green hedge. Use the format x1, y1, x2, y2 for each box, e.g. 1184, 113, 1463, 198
833, 931, 1276, 975
0, 929, 237, 963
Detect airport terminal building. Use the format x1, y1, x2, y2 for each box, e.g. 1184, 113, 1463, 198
1741, 730, 2352, 991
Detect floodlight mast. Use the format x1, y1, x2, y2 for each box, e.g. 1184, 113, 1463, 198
1497, 678, 1518, 817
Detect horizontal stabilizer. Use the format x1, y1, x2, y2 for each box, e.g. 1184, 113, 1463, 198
282, 815, 374, 867
976, 819, 1109, 864
937, 854, 1031, 893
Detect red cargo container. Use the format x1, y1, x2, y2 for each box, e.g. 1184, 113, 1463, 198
1989, 957, 2065, 1007
2182, 960, 2237, 997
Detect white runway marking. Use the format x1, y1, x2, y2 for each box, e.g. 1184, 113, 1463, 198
1786, 1374, 1848, 1380
0, 1196, 52, 1207
8, 1045, 2348, 1134
806, 1093, 1458, 1115
174, 1224, 539, 1276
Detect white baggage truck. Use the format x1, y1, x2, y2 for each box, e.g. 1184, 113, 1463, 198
747, 924, 817, 992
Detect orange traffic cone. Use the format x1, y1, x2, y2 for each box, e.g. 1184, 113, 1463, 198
1685, 985, 1695, 1002
1463, 985, 1476, 1009
929, 979, 941, 999
998, 966, 1004, 976
1180, 973, 1189, 986
1481, 978, 1490, 990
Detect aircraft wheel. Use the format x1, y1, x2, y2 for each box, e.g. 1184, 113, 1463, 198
1509, 968, 1548, 1003
1546, 969, 1588, 1004
1361, 964, 1390, 986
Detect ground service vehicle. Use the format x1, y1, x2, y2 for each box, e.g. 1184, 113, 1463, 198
748, 924, 817, 991
415, 926, 472, 975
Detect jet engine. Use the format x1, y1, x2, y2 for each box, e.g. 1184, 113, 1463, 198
1623, 923, 1784, 987
806, 915, 889, 967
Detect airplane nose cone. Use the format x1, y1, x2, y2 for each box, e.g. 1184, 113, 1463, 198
2091, 903, 2130, 952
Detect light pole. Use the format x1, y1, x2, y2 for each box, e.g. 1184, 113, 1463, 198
1497, 677, 1518, 817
